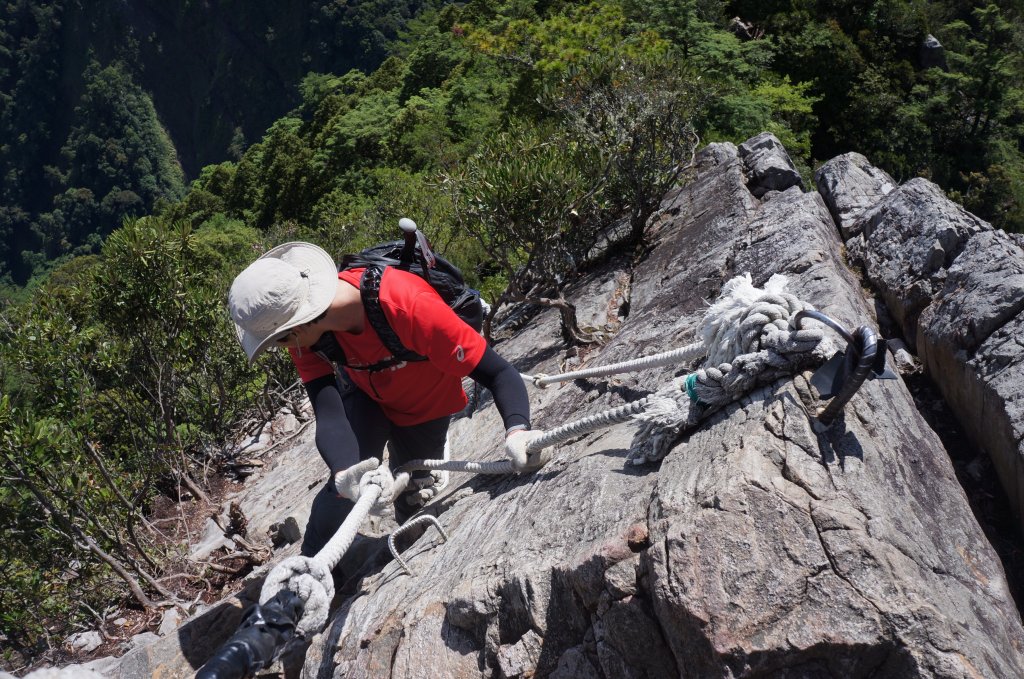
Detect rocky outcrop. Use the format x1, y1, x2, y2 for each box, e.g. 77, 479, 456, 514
813, 152, 895, 239
817, 154, 1024, 533
90, 134, 1023, 678
920, 34, 948, 71
738, 132, 804, 198
304, 138, 1022, 677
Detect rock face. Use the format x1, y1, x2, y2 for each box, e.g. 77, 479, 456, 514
98, 133, 1023, 678
920, 34, 948, 71
813, 152, 895, 239
817, 155, 1024, 534
302, 137, 1022, 677
738, 131, 804, 198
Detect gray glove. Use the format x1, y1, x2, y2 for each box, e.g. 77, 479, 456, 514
359, 464, 396, 507
504, 429, 550, 472
333, 458, 381, 500
397, 474, 441, 513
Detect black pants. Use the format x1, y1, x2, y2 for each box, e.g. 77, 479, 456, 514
300, 387, 449, 557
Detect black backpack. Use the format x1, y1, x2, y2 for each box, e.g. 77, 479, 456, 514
312, 221, 484, 373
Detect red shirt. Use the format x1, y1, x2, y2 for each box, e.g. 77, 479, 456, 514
290, 267, 486, 425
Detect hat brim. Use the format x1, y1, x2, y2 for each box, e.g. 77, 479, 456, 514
235, 242, 338, 362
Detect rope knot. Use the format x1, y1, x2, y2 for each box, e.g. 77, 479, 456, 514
359, 465, 397, 507
700, 273, 816, 365
628, 273, 836, 466
260, 555, 335, 637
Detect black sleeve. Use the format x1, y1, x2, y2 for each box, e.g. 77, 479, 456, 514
469, 346, 531, 431
303, 375, 360, 474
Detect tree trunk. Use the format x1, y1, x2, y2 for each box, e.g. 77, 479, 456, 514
173, 465, 210, 505
84, 441, 159, 570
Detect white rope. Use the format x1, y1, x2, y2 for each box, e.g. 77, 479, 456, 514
258, 468, 411, 637
628, 322, 831, 464
525, 399, 651, 450
405, 273, 834, 474
523, 341, 706, 388
255, 273, 836, 638
399, 399, 652, 475
401, 458, 516, 474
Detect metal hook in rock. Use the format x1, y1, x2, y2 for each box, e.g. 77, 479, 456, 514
793, 310, 898, 428
388, 514, 449, 577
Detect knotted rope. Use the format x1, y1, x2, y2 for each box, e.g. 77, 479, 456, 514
258, 466, 410, 637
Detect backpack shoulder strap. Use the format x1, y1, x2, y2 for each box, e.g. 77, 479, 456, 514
359, 265, 426, 368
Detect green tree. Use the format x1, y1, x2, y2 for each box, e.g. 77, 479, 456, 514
551, 53, 709, 243
43, 62, 185, 256
449, 121, 610, 343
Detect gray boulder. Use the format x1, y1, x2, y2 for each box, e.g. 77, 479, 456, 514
738, 132, 804, 198
917, 229, 1024, 524
846, 178, 989, 347
64, 631, 102, 654
920, 34, 948, 71
814, 152, 896, 239
824, 153, 1024, 534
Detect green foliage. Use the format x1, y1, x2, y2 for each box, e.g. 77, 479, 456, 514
41, 61, 186, 257
0, 213, 277, 656
551, 52, 709, 239
450, 120, 606, 311
0, 0, 433, 285
707, 76, 820, 171
738, 0, 1024, 229
90, 217, 258, 460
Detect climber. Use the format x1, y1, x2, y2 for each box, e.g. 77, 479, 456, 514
227, 241, 546, 559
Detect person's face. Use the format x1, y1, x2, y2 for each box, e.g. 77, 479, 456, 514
274, 311, 327, 349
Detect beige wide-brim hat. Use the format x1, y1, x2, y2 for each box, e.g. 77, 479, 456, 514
228, 242, 338, 362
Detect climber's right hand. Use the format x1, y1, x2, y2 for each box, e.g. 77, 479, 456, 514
332, 458, 381, 500
504, 429, 550, 472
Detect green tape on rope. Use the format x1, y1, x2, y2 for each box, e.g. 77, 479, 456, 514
685, 373, 707, 407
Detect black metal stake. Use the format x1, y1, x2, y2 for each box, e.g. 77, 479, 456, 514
195, 589, 304, 679
794, 310, 893, 428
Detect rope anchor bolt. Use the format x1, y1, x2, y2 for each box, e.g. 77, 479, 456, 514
388, 514, 449, 576
796, 310, 897, 428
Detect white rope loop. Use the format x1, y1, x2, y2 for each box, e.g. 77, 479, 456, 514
623, 275, 836, 465
258, 465, 405, 637
259, 555, 335, 637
